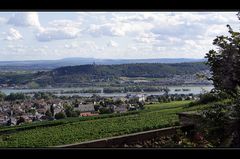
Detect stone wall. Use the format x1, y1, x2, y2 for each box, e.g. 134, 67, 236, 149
55, 126, 181, 148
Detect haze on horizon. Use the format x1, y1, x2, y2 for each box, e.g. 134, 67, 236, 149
0, 12, 239, 61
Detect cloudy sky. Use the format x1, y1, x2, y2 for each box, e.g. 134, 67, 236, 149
0, 12, 239, 61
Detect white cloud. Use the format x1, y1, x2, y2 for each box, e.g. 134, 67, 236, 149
107, 40, 118, 47
0, 17, 7, 25
87, 20, 153, 37
64, 42, 79, 49
88, 23, 125, 37
8, 12, 41, 28
83, 41, 98, 49
1, 12, 239, 61
5, 28, 23, 41
110, 13, 154, 23
35, 19, 82, 42
134, 32, 157, 44
36, 27, 80, 42
48, 19, 82, 28
128, 46, 138, 51
5, 44, 27, 54
204, 24, 229, 37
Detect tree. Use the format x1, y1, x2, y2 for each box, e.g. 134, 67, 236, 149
203, 12, 240, 147
45, 109, 52, 118
5, 93, 27, 101
104, 98, 114, 105
17, 117, 25, 125
64, 104, 78, 117
115, 99, 124, 106
55, 112, 66, 119
94, 104, 100, 111
0, 91, 6, 101
137, 102, 145, 110
205, 20, 240, 97
99, 107, 112, 114
50, 104, 54, 116
73, 99, 79, 107
28, 109, 36, 115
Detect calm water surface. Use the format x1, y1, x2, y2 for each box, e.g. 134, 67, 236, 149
0, 85, 214, 97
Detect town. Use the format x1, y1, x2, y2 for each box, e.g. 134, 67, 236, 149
0, 91, 197, 126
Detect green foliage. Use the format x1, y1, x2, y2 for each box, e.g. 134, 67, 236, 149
0, 91, 6, 101
198, 93, 220, 104
45, 109, 52, 118
200, 14, 240, 146
114, 99, 124, 106
0, 63, 208, 87
205, 22, 240, 97
33, 92, 55, 100
64, 104, 78, 117
188, 92, 229, 107
27, 81, 40, 89
5, 93, 28, 101
198, 102, 233, 146
55, 112, 66, 119
99, 107, 113, 114
27, 109, 36, 115
94, 104, 100, 111
16, 117, 25, 125
103, 98, 114, 106
50, 104, 54, 117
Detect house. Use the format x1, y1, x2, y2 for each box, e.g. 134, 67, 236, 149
114, 105, 128, 113
35, 113, 43, 121
40, 115, 49, 120
128, 104, 137, 111
36, 108, 47, 114
53, 107, 63, 115
75, 103, 95, 113
20, 115, 32, 123
6, 117, 17, 126
80, 112, 99, 117
112, 97, 126, 102
0, 115, 8, 125
127, 94, 146, 102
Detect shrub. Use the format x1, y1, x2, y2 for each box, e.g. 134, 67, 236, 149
55, 112, 66, 119
189, 93, 221, 107
5, 93, 28, 101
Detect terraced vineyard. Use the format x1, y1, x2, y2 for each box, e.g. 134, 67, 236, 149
0, 100, 209, 147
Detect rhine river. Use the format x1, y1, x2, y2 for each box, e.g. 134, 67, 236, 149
0, 85, 214, 97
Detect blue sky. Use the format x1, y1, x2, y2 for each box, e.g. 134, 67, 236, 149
0, 12, 239, 61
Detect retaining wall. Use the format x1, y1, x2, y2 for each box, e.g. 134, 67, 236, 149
55, 126, 182, 148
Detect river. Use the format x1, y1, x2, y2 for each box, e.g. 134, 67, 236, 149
0, 85, 214, 97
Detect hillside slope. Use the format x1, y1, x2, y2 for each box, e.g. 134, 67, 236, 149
0, 62, 209, 87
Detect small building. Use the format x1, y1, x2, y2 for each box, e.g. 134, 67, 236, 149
112, 97, 127, 102
36, 108, 47, 114
0, 115, 8, 125
75, 103, 95, 113
80, 112, 99, 117
20, 115, 32, 123
128, 104, 137, 111
7, 117, 17, 126
114, 105, 128, 113
127, 94, 146, 102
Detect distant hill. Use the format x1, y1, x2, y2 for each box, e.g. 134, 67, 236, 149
60, 57, 206, 64
0, 62, 209, 87
0, 58, 206, 71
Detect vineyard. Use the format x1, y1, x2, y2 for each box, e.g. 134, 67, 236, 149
0, 100, 209, 147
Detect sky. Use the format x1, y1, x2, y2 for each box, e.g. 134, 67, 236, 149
0, 12, 239, 61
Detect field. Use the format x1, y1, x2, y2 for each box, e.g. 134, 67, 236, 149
0, 100, 210, 147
